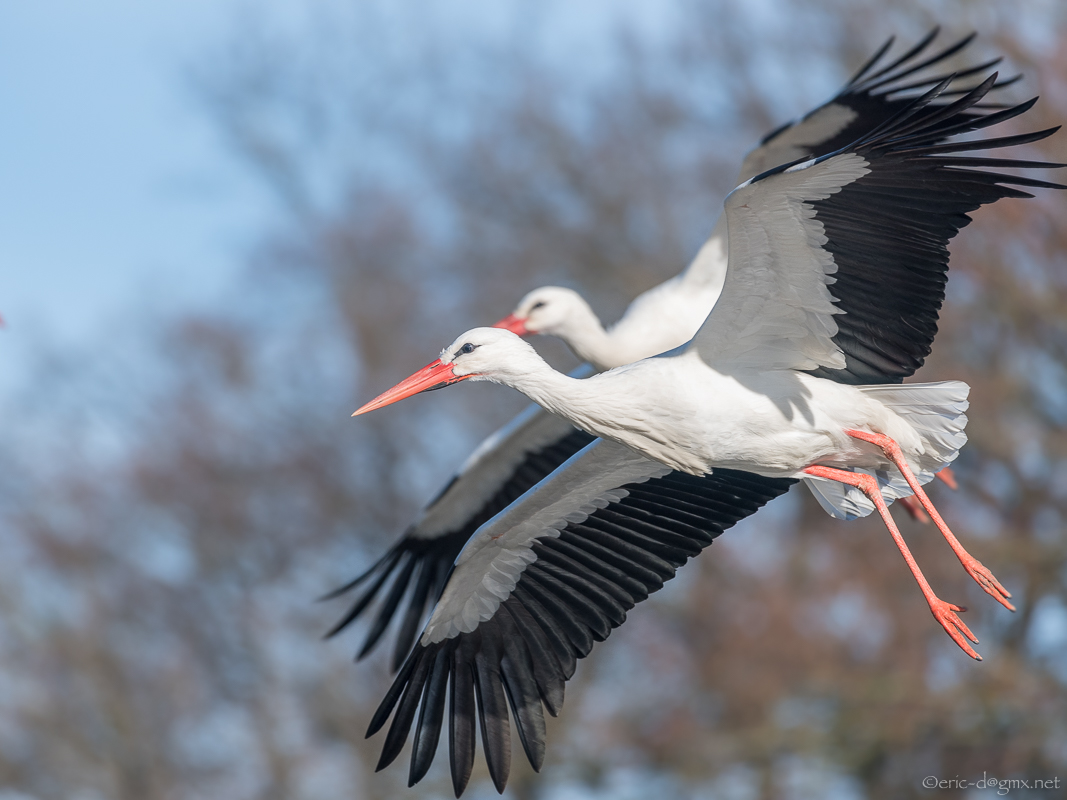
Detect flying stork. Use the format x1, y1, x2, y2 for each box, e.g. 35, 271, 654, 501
353, 76, 1064, 794
327, 30, 1004, 667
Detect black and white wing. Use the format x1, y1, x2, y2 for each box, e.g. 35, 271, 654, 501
326, 403, 595, 670
365, 439, 796, 795
692, 74, 1064, 383
680, 30, 1013, 292
739, 28, 1018, 182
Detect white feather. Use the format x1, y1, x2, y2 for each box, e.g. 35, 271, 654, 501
802, 380, 970, 519
692, 152, 871, 373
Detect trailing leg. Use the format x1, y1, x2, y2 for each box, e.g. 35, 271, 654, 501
937, 466, 958, 490
845, 429, 1014, 612
804, 464, 981, 660
897, 495, 930, 524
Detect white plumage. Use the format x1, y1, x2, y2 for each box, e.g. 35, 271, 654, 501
348, 38, 1063, 800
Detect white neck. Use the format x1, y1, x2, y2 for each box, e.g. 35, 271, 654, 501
557, 312, 616, 371
505, 366, 591, 420
558, 216, 730, 371
482, 351, 609, 433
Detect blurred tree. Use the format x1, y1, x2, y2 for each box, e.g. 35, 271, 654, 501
1, 1, 1065, 799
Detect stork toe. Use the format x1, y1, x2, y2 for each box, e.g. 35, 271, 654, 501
930, 598, 982, 660
963, 559, 1015, 611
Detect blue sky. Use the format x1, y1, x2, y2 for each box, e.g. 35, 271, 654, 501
0, 2, 287, 346
0, 0, 681, 396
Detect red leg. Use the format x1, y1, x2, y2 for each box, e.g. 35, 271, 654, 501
937, 466, 958, 490
845, 429, 1014, 611
804, 464, 981, 660
897, 495, 930, 524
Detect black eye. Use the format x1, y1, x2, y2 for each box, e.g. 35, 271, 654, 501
531, 301, 546, 311
458, 343, 476, 355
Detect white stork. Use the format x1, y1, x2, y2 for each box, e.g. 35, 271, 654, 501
326, 30, 1004, 667
354, 77, 1063, 793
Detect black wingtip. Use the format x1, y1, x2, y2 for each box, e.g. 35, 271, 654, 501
491, 772, 508, 794
408, 647, 451, 786
855, 26, 941, 88
851, 29, 1001, 102
872, 72, 1000, 146
317, 568, 375, 602
367, 709, 393, 741
321, 622, 345, 642
915, 124, 1062, 156
953, 30, 978, 53
318, 543, 405, 602
846, 34, 895, 87
320, 547, 408, 642
780, 73, 956, 169
367, 651, 421, 738
377, 653, 436, 771
876, 56, 1005, 98
322, 584, 383, 641
356, 630, 382, 661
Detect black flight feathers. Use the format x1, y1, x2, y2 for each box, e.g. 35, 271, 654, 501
754, 71, 1065, 386
322, 428, 596, 670
759, 28, 1019, 154
367, 468, 795, 796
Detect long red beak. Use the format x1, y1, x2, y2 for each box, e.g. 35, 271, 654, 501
492, 313, 529, 337
353, 359, 470, 416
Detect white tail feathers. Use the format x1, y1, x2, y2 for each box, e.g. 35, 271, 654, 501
804, 380, 970, 520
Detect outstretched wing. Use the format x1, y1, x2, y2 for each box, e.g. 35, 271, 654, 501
739, 28, 1017, 182
365, 439, 796, 795
692, 74, 1064, 382
325, 403, 595, 670
681, 30, 1013, 292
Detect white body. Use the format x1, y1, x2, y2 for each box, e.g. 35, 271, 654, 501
493, 346, 965, 483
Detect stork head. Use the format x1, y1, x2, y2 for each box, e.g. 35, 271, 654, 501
353, 328, 541, 416
492, 286, 597, 339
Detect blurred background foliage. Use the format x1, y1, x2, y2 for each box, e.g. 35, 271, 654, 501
2, 0, 1067, 798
